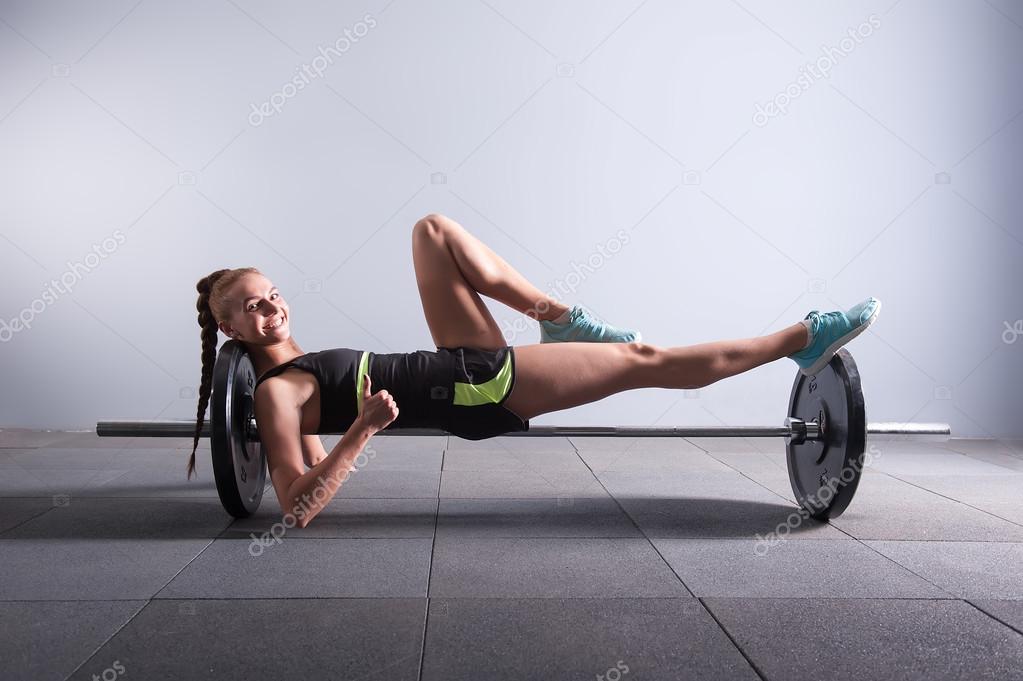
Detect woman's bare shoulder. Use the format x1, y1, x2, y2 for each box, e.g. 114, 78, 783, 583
254, 367, 321, 436
254, 367, 317, 404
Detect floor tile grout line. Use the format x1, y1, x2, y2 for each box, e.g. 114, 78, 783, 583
699, 446, 1023, 541
684, 438, 814, 505
215, 519, 237, 539
964, 599, 1023, 638
417, 440, 446, 681
697, 597, 768, 681
696, 448, 865, 540
938, 444, 1023, 472
0, 504, 61, 537
876, 471, 1023, 530
7, 535, 1011, 543
61, 599, 150, 681
853, 539, 960, 599
0, 598, 164, 602
0, 595, 981, 602
692, 449, 992, 596
148, 537, 220, 602
569, 439, 698, 598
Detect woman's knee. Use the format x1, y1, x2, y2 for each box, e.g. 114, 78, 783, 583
627, 341, 659, 358
626, 342, 716, 390
624, 341, 663, 387
413, 213, 455, 239
413, 215, 444, 241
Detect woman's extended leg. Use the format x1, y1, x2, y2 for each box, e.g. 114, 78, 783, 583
503, 324, 809, 421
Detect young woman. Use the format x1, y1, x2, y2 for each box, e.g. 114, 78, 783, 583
190, 213, 880, 527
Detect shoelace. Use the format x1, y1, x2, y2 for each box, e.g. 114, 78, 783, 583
558, 307, 626, 340
576, 313, 606, 339
807, 310, 846, 343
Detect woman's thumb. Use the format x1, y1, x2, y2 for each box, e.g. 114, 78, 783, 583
362, 374, 372, 397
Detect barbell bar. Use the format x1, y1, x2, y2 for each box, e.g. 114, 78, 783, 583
96, 420, 950, 441
95, 341, 951, 521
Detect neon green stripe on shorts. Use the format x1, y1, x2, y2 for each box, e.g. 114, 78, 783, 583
453, 350, 513, 407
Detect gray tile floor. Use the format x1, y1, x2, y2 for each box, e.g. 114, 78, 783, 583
1, 429, 1022, 681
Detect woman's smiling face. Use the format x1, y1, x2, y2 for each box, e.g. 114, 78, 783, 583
220, 272, 290, 343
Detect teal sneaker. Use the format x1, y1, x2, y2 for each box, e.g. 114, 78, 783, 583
789, 297, 882, 376
539, 305, 642, 344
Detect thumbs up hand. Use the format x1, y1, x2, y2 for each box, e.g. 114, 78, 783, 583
356, 374, 399, 434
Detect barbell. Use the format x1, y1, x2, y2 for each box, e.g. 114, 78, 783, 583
96, 341, 950, 520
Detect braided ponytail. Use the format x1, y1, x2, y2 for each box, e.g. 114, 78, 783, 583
189, 267, 261, 479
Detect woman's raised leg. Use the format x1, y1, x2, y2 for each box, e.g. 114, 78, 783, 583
503, 323, 809, 421
412, 213, 570, 350
419, 213, 569, 322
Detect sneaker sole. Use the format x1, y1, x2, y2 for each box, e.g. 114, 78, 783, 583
799, 299, 882, 376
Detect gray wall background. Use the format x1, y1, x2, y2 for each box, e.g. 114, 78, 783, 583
2, 0, 1021, 438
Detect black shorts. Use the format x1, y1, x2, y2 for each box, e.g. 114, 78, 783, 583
436, 345, 530, 440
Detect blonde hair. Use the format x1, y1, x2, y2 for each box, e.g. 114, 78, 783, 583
189, 267, 261, 478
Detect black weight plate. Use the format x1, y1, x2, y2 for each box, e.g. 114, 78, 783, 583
785, 348, 866, 520
210, 340, 266, 518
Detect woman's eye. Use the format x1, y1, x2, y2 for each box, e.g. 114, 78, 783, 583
247, 292, 279, 311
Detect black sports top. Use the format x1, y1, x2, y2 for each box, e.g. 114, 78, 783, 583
253, 348, 455, 434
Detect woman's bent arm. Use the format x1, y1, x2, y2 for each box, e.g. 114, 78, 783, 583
286, 423, 374, 527
254, 381, 377, 528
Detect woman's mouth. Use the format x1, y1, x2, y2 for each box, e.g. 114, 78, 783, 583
263, 315, 286, 330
